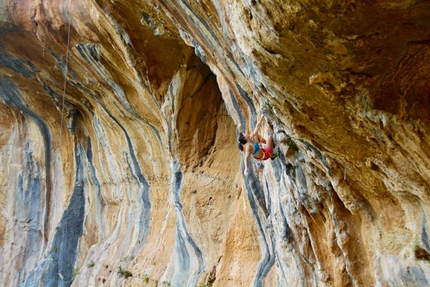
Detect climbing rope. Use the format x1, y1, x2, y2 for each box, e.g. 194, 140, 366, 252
59, 11, 72, 145
296, 194, 324, 233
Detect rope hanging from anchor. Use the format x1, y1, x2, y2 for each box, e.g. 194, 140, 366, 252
59, 9, 72, 145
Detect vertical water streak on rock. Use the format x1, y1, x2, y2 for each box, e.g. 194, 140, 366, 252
244, 169, 275, 286
0, 77, 52, 256
422, 215, 430, 252
410, 198, 430, 254
23, 144, 86, 287
236, 84, 258, 128
283, 158, 322, 286
162, 0, 225, 64
85, 136, 106, 240
228, 89, 246, 132
14, 144, 42, 283
90, 99, 152, 254
75, 75, 156, 246
107, 112, 152, 251
75, 43, 137, 117
269, 156, 302, 285
246, 168, 269, 217
275, 161, 293, 247
121, 126, 151, 252
170, 161, 205, 286
74, 43, 163, 144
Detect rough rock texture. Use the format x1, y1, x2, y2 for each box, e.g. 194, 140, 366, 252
1, 0, 430, 286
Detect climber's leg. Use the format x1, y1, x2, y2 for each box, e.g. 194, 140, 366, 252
265, 134, 275, 151
265, 134, 280, 160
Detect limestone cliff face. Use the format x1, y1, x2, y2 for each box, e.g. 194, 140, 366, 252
1, 0, 430, 286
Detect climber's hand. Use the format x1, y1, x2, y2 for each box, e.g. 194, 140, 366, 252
244, 169, 249, 177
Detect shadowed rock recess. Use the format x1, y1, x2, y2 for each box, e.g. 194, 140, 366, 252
1, 0, 430, 286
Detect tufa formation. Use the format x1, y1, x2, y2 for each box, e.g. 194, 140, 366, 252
1, 0, 430, 286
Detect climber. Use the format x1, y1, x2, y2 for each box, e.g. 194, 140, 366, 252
238, 115, 278, 176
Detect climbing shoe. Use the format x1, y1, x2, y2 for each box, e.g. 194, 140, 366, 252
271, 151, 279, 160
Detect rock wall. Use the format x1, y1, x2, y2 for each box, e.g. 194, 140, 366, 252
1, 0, 430, 286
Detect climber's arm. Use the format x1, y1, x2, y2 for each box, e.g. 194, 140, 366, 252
243, 144, 250, 176
250, 115, 265, 139
255, 133, 266, 145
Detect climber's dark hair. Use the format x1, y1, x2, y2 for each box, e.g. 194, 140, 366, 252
238, 142, 243, 151
237, 132, 246, 151
238, 133, 247, 144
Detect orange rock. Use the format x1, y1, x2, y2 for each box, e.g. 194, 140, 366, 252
1, 0, 430, 286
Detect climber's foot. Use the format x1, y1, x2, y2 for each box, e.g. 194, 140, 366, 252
271, 148, 279, 160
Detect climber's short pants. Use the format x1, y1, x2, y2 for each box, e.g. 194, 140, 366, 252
260, 147, 273, 161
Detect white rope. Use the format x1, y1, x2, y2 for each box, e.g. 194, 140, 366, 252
59, 10, 72, 145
